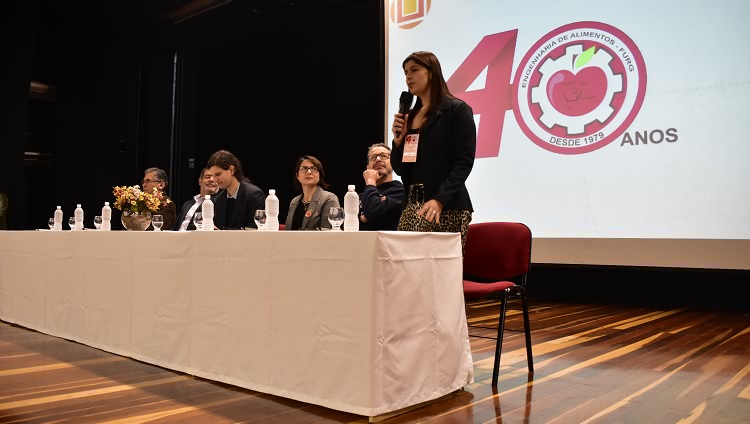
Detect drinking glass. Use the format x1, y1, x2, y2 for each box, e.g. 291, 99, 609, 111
328, 207, 344, 231
93, 216, 103, 230
48, 217, 55, 230
254, 209, 267, 231
193, 212, 203, 230
152, 215, 164, 231
68, 216, 76, 230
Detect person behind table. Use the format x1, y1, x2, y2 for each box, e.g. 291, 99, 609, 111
176, 167, 221, 231
390, 51, 476, 251
206, 149, 265, 230
284, 155, 339, 231
0, 191, 8, 230
142, 167, 177, 231
359, 143, 404, 231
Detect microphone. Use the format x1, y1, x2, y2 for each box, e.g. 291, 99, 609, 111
396, 91, 413, 138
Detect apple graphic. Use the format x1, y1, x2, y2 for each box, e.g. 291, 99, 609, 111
547, 57, 608, 117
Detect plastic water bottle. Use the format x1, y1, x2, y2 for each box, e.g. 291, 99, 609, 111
101, 202, 112, 231
53, 206, 63, 231
201, 194, 214, 231
265, 189, 279, 231
74, 204, 84, 230
344, 185, 359, 232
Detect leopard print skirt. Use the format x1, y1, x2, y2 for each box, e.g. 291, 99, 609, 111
397, 184, 472, 254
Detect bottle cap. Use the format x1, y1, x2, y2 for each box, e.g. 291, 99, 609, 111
105, 202, 109, 206
57, 206, 61, 209
269, 189, 276, 195
348, 185, 355, 191
205, 195, 210, 199
77, 204, 81, 207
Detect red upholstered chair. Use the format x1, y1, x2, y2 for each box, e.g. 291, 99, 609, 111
463, 222, 534, 385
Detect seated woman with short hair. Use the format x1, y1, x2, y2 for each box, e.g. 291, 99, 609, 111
284, 155, 339, 230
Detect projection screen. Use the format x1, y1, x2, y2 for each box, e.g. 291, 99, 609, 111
384, 0, 750, 269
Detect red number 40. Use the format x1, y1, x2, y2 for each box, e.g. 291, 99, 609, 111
446, 30, 517, 158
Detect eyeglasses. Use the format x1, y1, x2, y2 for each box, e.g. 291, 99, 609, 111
142, 179, 163, 184
368, 153, 391, 163
298, 166, 319, 174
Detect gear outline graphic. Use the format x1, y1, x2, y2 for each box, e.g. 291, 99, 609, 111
530, 44, 623, 135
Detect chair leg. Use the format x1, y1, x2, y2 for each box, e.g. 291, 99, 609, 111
521, 291, 534, 374
491, 296, 509, 386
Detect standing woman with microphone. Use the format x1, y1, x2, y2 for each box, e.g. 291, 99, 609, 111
390, 51, 477, 253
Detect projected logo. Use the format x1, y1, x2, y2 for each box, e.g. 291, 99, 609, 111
390, 0, 431, 29
513, 22, 647, 154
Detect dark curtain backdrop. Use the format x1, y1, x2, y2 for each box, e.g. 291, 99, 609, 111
173, 1, 384, 221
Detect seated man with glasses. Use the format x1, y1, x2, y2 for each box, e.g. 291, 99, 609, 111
284, 155, 340, 230
142, 167, 177, 230
359, 143, 405, 231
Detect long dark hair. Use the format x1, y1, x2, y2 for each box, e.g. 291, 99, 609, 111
402, 51, 453, 129
206, 150, 250, 182
293, 155, 330, 191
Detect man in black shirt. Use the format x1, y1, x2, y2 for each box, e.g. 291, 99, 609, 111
359, 143, 405, 231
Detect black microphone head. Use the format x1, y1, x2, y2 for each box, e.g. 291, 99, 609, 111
398, 91, 414, 114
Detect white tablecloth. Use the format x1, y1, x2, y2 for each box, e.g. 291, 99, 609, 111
0, 230, 473, 417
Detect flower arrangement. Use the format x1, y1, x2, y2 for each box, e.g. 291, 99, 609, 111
112, 185, 171, 214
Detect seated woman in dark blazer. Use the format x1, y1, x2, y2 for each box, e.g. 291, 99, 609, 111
206, 150, 265, 230
284, 155, 340, 230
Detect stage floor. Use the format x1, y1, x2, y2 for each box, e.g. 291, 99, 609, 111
2, 299, 748, 423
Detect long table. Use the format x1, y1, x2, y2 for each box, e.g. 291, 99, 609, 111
0, 230, 474, 417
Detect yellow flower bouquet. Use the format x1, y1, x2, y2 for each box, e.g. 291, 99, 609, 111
112, 185, 170, 214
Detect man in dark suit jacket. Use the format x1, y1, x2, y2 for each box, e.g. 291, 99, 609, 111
206, 150, 265, 230
175, 168, 221, 231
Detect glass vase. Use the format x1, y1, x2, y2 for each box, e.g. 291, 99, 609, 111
121, 210, 152, 231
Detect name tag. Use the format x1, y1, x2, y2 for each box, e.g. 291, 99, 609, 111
403, 134, 419, 163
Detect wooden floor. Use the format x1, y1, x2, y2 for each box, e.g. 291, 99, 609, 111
1, 300, 749, 423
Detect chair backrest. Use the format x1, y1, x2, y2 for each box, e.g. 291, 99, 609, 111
463, 222, 532, 284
